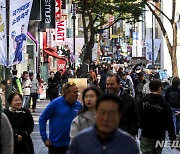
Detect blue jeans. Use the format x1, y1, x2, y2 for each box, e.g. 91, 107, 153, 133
171, 107, 180, 135
23, 95, 30, 109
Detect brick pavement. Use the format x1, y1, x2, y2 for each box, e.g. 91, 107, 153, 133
31, 99, 180, 154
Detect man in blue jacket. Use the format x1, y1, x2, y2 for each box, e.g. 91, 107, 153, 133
39, 82, 82, 154
67, 94, 139, 154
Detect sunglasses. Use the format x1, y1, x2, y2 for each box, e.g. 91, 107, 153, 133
68, 81, 76, 86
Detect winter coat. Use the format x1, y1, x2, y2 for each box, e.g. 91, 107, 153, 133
165, 85, 180, 108
70, 111, 95, 139
118, 92, 140, 136
48, 77, 58, 94
67, 126, 140, 154
3, 108, 34, 154
138, 93, 176, 140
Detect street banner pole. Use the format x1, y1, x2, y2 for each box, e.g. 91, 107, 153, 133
5, 0, 12, 109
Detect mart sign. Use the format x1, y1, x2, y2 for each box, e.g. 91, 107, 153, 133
56, 19, 66, 44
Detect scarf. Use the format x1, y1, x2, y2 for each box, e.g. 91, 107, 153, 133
9, 106, 26, 113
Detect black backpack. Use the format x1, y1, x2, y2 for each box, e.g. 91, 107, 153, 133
168, 89, 180, 106
135, 82, 144, 94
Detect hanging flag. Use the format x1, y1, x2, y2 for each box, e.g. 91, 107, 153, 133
0, 0, 7, 66
9, 0, 33, 66
145, 39, 161, 61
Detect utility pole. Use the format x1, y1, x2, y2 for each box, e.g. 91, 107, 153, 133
72, 2, 76, 72
5, 0, 12, 109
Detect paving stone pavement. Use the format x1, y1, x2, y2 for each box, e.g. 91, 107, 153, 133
31, 99, 180, 154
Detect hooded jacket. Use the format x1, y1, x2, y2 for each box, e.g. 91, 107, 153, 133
70, 111, 95, 139
138, 93, 176, 140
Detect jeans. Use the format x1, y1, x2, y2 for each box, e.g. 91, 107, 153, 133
23, 95, 31, 109
140, 137, 163, 154
171, 107, 180, 135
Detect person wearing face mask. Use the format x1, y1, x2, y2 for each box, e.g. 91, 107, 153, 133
3, 92, 34, 154
70, 86, 102, 140
48, 71, 58, 101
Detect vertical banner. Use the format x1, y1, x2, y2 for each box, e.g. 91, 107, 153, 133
145, 39, 161, 61
9, 0, 33, 66
41, 0, 55, 29
0, 0, 7, 66
56, 19, 66, 44
55, 0, 61, 21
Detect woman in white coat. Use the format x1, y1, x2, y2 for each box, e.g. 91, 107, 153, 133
70, 86, 101, 140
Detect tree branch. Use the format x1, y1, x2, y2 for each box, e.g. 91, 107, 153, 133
172, 0, 176, 23
101, 15, 122, 31
148, 1, 171, 23
146, 3, 172, 54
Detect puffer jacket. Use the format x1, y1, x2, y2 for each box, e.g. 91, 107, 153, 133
70, 111, 95, 140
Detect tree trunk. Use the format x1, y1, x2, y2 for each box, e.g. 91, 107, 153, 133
171, 22, 178, 77
146, 1, 178, 77
82, 12, 95, 64
171, 46, 178, 77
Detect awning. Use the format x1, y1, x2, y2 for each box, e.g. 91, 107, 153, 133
43, 47, 68, 62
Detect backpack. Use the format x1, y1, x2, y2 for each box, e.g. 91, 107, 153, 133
168, 89, 180, 106
121, 79, 131, 95
135, 82, 144, 94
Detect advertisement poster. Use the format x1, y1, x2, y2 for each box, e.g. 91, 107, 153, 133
145, 39, 161, 62
0, 0, 7, 66
9, 0, 33, 66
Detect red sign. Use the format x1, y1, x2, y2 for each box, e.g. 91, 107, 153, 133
57, 59, 67, 73
56, 0, 61, 21
56, 19, 66, 43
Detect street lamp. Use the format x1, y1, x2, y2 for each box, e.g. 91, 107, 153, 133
72, 1, 77, 71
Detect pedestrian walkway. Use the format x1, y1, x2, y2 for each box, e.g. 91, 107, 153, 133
31, 100, 49, 154
30, 99, 180, 154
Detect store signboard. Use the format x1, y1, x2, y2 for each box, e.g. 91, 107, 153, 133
56, 19, 66, 44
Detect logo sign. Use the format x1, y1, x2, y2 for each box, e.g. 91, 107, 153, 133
57, 59, 66, 73
40, 0, 55, 29
55, 0, 61, 21
56, 19, 66, 44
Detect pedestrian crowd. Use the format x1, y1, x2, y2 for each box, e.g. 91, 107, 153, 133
0, 62, 180, 154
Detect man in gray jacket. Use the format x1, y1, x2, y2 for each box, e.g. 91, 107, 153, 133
67, 94, 139, 154
29, 72, 39, 112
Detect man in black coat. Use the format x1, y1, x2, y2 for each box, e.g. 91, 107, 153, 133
106, 73, 140, 137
